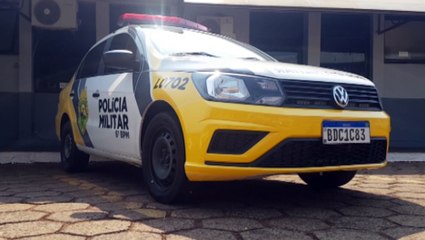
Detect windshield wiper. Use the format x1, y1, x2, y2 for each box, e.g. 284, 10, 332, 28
240, 57, 261, 61
170, 52, 218, 58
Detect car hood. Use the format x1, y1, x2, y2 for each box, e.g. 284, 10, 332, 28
155, 56, 374, 86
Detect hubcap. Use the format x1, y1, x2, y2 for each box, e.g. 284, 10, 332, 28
151, 132, 176, 187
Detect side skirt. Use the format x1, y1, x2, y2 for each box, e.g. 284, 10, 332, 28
77, 144, 142, 166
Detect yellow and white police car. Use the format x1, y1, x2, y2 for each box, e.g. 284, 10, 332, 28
56, 14, 390, 203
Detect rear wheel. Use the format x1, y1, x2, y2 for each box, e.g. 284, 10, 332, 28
142, 112, 189, 204
298, 171, 356, 188
60, 121, 89, 172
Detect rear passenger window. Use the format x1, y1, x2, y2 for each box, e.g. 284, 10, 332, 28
77, 41, 106, 79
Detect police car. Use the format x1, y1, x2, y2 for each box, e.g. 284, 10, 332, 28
55, 14, 390, 203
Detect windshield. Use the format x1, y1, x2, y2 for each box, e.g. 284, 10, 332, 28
143, 28, 275, 61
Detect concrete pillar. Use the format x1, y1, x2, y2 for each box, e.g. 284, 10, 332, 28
96, 1, 110, 40
307, 12, 321, 66
18, 0, 33, 139
372, 14, 385, 93
18, 1, 32, 93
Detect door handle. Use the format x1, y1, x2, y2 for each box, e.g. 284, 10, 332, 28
92, 92, 100, 98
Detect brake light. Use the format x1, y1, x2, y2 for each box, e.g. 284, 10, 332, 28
118, 13, 208, 32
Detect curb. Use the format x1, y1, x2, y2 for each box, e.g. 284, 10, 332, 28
0, 152, 60, 164
387, 152, 425, 162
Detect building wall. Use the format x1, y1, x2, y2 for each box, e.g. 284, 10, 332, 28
0, 0, 181, 150
381, 65, 425, 98
1, 1, 424, 151
0, 0, 32, 150
373, 15, 425, 150
381, 64, 425, 149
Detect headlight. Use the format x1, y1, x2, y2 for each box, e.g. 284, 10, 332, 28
206, 74, 250, 101
193, 73, 285, 106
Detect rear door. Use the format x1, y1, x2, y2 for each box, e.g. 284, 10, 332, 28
71, 40, 107, 149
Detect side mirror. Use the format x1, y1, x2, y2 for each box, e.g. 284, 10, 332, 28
103, 50, 136, 71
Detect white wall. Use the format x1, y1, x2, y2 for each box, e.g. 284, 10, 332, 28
0, 55, 19, 92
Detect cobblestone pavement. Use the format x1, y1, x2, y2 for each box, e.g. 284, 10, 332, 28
0, 162, 425, 240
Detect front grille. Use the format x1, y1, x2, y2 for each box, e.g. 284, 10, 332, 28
254, 138, 387, 168
280, 80, 382, 111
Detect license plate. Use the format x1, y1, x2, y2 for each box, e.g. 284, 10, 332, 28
322, 121, 370, 144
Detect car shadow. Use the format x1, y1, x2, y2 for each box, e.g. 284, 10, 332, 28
1, 162, 425, 239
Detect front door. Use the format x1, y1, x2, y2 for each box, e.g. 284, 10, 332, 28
86, 33, 142, 160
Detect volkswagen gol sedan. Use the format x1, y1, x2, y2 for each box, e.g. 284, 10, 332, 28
56, 14, 390, 203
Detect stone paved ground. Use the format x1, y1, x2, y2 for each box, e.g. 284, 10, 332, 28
0, 162, 425, 240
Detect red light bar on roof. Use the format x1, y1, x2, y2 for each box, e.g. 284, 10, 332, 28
118, 13, 209, 32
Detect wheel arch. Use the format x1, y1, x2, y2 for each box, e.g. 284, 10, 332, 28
140, 100, 185, 151
59, 113, 71, 138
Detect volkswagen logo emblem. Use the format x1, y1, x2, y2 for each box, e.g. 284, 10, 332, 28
333, 85, 349, 108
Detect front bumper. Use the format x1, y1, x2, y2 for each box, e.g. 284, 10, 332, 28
205, 138, 387, 168
174, 99, 390, 181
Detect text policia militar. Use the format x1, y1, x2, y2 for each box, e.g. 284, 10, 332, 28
98, 97, 130, 139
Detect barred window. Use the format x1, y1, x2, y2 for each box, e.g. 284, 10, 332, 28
384, 15, 425, 64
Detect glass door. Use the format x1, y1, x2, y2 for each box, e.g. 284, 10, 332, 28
320, 13, 372, 78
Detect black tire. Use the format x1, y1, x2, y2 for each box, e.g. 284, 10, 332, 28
142, 112, 189, 204
298, 171, 356, 188
60, 121, 89, 173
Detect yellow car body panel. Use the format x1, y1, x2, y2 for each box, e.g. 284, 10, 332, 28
55, 77, 85, 146
150, 72, 391, 181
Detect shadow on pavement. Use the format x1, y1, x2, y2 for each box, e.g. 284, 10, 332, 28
0, 162, 425, 239
364, 162, 425, 175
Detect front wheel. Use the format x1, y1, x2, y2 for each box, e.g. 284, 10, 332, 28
142, 112, 189, 204
298, 171, 356, 188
